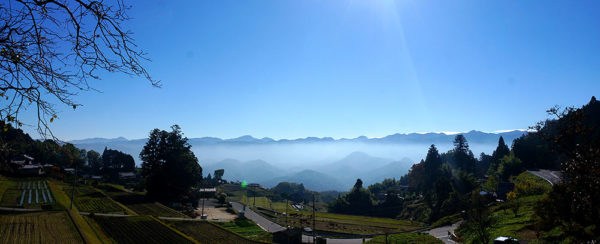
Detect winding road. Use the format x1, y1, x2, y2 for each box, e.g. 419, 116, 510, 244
528, 170, 562, 185
426, 221, 462, 244
230, 202, 286, 232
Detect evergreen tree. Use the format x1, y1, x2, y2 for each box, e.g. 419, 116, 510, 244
328, 179, 375, 215
488, 136, 511, 175
87, 150, 102, 174
453, 135, 476, 174
423, 144, 442, 189
140, 125, 202, 202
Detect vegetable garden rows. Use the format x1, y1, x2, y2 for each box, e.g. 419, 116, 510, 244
89, 215, 193, 244
99, 185, 188, 217
0, 179, 55, 208
64, 186, 125, 213
0, 211, 83, 244
17, 181, 53, 206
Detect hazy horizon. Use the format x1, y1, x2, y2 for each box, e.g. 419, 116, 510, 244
16, 0, 599, 142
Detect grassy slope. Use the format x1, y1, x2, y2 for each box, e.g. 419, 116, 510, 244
287, 210, 423, 228
169, 219, 270, 244
216, 219, 273, 242
0, 176, 14, 202
457, 172, 552, 243
266, 209, 423, 235
366, 233, 443, 244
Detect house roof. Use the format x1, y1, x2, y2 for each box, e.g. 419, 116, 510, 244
198, 188, 217, 192
21, 164, 42, 169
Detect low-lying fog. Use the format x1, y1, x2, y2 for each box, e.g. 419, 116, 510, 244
196, 142, 497, 169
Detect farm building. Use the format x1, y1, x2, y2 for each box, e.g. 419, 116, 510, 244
198, 187, 217, 198
118, 172, 136, 179
1, 154, 46, 175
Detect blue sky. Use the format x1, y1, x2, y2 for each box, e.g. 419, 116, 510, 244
24, 0, 600, 140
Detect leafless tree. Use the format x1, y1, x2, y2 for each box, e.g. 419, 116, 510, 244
0, 0, 158, 138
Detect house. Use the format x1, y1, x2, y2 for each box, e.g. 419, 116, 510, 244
18, 164, 44, 175
198, 187, 217, 198
1, 155, 45, 175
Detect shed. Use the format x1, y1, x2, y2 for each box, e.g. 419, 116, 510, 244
273, 228, 302, 244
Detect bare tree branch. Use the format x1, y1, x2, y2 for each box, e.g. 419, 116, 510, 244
0, 0, 158, 139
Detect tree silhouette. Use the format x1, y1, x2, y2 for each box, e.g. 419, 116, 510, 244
488, 136, 510, 175
453, 135, 476, 174
140, 125, 202, 202
534, 97, 600, 241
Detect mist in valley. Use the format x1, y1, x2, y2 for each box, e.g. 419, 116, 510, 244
73, 131, 522, 191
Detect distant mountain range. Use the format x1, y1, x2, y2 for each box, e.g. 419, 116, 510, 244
71, 130, 528, 191
71, 130, 527, 146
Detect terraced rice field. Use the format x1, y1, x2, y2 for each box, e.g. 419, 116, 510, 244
0, 179, 56, 209
90, 215, 193, 244
100, 185, 188, 217
169, 220, 267, 244
267, 210, 424, 235
0, 211, 83, 244
216, 219, 273, 242
64, 186, 125, 213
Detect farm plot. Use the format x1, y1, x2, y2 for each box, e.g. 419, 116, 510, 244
100, 185, 188, 217
90, 215, 193, 244
267, 210, 424, 235
0, 211, 83, 244
64, 185, 125, 213
169, 220, 268, 244
0, 179, 56, 209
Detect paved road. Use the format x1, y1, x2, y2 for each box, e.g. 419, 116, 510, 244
302, 235, 369, 244
232, 202, 372, 243
79, 212, 131, 217
427, 221, 462, 244
0, 206, 43, 212
231, 202, 286, 233
528, 170, 562, 185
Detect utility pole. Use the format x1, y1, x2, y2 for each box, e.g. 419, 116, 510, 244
70, 165, 77, 210
201, 193, 206, 218
312, 194, 316, 244
253, 190, 256, 207
285, 199, 289, 228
